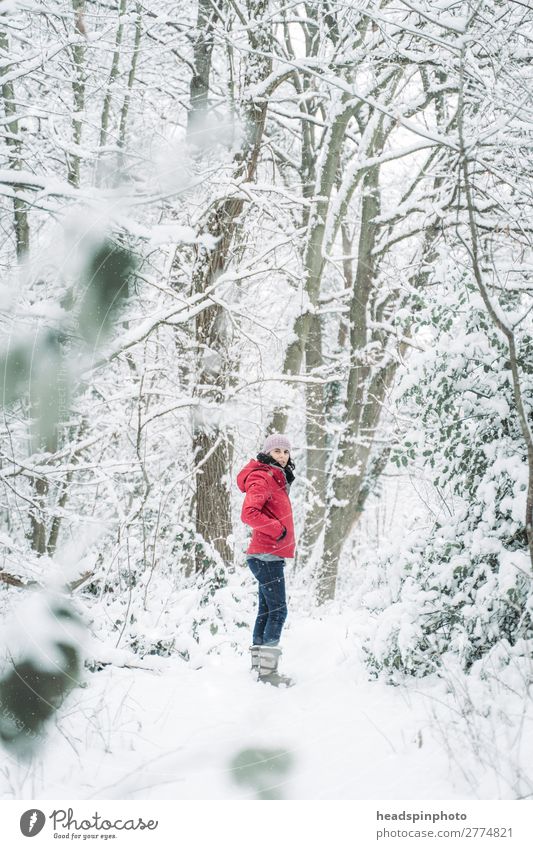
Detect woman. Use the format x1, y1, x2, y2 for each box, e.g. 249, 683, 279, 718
236, 433, 295, 687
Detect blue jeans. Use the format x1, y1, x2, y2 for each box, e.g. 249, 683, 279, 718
247, 556, 288, 646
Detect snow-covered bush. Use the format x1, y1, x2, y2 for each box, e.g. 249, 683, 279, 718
81, 529, 252, 665
363, 277, 532, 680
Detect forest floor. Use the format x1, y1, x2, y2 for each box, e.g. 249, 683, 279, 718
0, 607, 504, 800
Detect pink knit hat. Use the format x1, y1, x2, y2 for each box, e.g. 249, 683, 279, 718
262, 433, 291, 454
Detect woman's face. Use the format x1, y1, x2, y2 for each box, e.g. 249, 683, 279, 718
269, 447, 290, 467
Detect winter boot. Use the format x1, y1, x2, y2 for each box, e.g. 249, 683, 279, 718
249, 645, 261, 673
257, 645, 294, 688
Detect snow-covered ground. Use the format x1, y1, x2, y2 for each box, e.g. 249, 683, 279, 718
0, 607, 513, 801
1, 475, 530, 801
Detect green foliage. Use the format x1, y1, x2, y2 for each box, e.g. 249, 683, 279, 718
0, 231, 137, 755
77, 240, 137, 345
0, 597, 84, 758
0, 342, 34, 408
0, 330, 66, 445
230, 747, 294, 799
363, 277, 532, 681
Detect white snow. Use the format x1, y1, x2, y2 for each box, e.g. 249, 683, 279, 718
0, 607, 511, 800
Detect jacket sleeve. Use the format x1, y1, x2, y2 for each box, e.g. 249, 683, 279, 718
241, 476, 284, 538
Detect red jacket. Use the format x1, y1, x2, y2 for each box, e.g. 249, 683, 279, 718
237, 459, 296, 558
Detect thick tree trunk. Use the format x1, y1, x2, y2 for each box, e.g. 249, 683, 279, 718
272, 72, 399, 575
318, 362, 399, 602
317, 187, 444, 602
189, 0, 272, 573
317, 161, 381, 602
272, 96, 356, 575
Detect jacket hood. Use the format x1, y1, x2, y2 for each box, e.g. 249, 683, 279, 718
236, 459, 286, 493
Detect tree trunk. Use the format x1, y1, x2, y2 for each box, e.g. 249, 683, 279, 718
187, 0, 220, 142
96, 0, 127, 185
189, 0, 272, 573
46, 418, 88, 556
68, 0, 86, 187
317, 160, 381, 602
0, 28, 29, 257
117, 2, 142, 169
317, 177, 446, 602
271, 94, 357, 577
28, 425, 58, 556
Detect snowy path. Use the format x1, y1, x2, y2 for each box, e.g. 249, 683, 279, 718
0, 613, 480, 801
